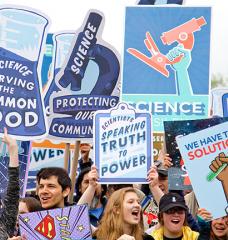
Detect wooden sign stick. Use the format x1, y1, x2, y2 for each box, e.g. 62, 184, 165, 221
64, 143, 70, 171
69, 140, 80, 203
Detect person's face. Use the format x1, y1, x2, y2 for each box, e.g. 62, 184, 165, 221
163, 207, 186, 237
158, 176, 168, 193
122, 192, 141, 226
106, 186, 115, 198
80, 173, 102, 197
80, 173, 90, 194
19, 201, 29, 214
211, 216, 228, 238
16, 201, 30, 233
37, 176, 69, 209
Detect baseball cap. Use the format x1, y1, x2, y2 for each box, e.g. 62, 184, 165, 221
157, 168, 168, 177
154, 160, 168, 177
159, 192, 188, 213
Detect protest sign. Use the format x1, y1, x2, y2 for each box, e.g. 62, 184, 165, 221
41, 33, 53, 89
164, 120, 192, 190
122, 6, 211, 132
153, 132, 164, 161
47, 10, 120, 141
176, 120, 228, 219
0, 6, 49, 140
211, 88, 228, 117
94, 102, 152, 183
26, 140, 70, 190
43, 32, 74, 118
0, 140, 30, 198
19, 204, 92, 240
164, 118, 228, 190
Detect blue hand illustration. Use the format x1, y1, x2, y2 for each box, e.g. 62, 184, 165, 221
167, 44, 192, 71
166, 44, 193, 96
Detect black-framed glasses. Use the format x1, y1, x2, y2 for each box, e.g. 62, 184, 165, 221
165, 207, 185, 215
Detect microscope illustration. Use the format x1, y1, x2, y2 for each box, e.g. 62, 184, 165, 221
127, 16, 206, 78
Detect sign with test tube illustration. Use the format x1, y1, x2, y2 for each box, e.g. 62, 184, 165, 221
44, 32, 74, 117
122, 7, 211, 132
0, 6, 49, 140
94, 102, 152, 183
47, 10, 120, 141
176, 120, 228, 219
19, 204, 92, 240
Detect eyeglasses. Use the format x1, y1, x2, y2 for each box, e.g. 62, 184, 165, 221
165, 207, 185, 215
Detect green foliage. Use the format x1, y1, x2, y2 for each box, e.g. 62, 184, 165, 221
211, 73, 228, 89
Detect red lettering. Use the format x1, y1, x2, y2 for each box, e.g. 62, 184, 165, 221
188, 151, 195, 160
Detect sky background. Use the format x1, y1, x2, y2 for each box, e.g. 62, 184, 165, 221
0, 0, 227, 78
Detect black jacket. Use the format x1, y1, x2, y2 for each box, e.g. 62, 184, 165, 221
0, 167, 20, 240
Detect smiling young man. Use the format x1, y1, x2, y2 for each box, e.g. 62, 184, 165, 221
36, 167, 72, 209
150, 192, 199, 240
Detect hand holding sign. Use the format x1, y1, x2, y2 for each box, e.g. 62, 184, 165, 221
197, 208, 213, 222
2, 127, 18, 167
162, 154, 173, 169
147, 166, 159, 188
88, 165, 99, 188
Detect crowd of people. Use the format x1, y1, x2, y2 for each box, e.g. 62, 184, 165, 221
0, 131, 227, 240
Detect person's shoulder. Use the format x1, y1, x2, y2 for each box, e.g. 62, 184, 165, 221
143, 233, 155, 240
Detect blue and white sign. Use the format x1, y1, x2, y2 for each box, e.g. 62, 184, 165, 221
94, 102, 152, 183
0, 139, 31, 198
44, 33, 74, 117
211, 88, 228, 117
122, 7, 211, 132
0, 6, 49, 140
47, 10, 120, 141
176, 121, 228, 219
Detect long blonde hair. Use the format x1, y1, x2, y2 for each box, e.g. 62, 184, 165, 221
94, 187, 144, 240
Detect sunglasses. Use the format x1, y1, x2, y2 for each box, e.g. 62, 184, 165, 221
165, 207, 185, 215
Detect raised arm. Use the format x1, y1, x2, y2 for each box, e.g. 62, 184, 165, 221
2, 128, 19, 167
147, 166, 164, 205
77, 165, 98, 207
1, 128, 20, 238
197, 208, 212, 240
